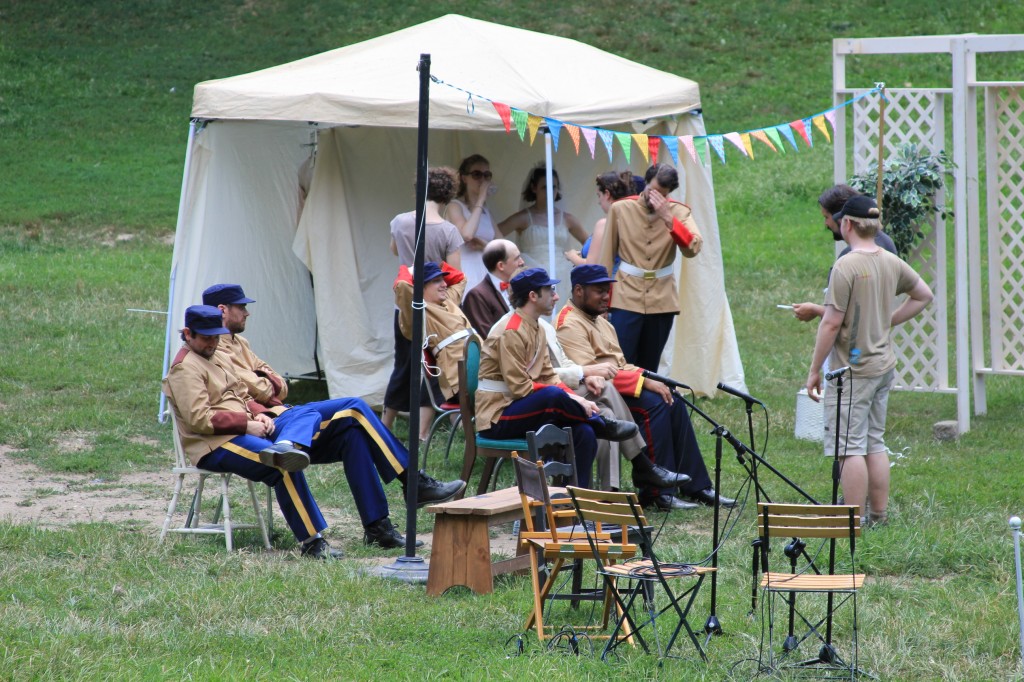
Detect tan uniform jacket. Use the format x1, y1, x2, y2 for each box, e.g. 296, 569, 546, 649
555, 302, 646, 398
395, 274, 470, 399
162, 347, 272, 465
213, 333, 288, 406
599, 197, 702, 315
475, 312, 562, 431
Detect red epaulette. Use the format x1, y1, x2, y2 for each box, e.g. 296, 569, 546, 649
393, 265, 413, 288
555, 306, 573, 329
171, 347, 190, 367
506, 312, 523, 331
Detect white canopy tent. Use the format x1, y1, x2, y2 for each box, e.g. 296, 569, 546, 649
163, 14, 746, 409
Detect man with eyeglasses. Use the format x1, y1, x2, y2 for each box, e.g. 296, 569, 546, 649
475, 268, 639, 488
462, 238, 525, 337
201, 284, 465, 550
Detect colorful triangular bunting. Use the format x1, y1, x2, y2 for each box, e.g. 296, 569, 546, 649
527, 114, 543, 145
708, 135, 726, 164
662, 136, 679, 165
598, 129, 615, 161
765, 127, 785, 153
724, 132, 747, 157
511, 109, 528, 141
741, 132, 754, 159
775, 124, 798, 151
751, 129, 777, 153
694, 137, 709, 166
615, 132, 632, 164
492, 102, 512, 134
631, 133, 649, 163
648, 136, 661, 164
812, 115, 830, 143
680, 135, 697, 164
582, 127, 598, 159
544, 118, 562, 152
565, 124, 581, 155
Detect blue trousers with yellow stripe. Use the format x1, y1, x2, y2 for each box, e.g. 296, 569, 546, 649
278, 397, 409, 526
199, 437, 326, 543
478, 386, 598, 487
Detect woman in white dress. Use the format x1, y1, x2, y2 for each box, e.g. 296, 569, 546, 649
447, 154, 496, 295
497, 165, 587, 303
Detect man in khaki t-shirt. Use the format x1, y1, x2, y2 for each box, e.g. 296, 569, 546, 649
806, 195, 933, 526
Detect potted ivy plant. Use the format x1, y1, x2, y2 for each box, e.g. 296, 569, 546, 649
849, 143, 955, 259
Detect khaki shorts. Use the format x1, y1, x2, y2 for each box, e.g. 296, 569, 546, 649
822, 368, 895, 457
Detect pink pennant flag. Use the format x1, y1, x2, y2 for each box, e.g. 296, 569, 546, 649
724, 132, 747, 157
751, 129, 777, 153
565, 124, 581, 155
491, 102, 512, 134
631, 134, 650, 162
680, 135, 697, 164
824, 110, 837, 133
812, 115, 831, 143
789, 119, 811, 147
527, 115, 544, 145
740, 133, 754, 159
582, 127, 598, 159
648, 136, 661, 165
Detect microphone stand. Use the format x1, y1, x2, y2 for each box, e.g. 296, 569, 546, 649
644, 371, 818, 645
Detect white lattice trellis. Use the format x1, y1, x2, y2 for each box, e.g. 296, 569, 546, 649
985, 86, 1024, 372
850, 90, 951, 390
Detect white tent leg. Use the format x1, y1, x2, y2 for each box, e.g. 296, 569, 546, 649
159, 120, 198, 423
544, 131, 556, 296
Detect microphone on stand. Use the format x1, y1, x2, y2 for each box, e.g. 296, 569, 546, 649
716, 382, 764, 407
640, 369, 691, 392
824, 366, 851, 381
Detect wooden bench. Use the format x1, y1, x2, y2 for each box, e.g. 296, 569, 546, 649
425, 486, 534, 596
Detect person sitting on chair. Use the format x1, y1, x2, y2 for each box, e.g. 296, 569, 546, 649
555, 265, 736, 511
393, 262, 473, 405
202, 284, 466, 549
475, 267, 639, 488
461, 238, 524, 337
163, 305, 340, 559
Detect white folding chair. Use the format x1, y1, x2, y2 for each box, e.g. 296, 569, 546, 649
160, 412, 271, 552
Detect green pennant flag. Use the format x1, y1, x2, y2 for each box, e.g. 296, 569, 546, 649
694, 136, 709, 166
765, 127, 785, 154
614, 132, 632, 164
511, 109, 528, 141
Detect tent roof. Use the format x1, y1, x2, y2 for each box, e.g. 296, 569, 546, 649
191, 14, 701, 129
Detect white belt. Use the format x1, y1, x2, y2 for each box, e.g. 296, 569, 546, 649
435, 328, 471, 352
618, 261, 673, 280
478, 378, 512, 395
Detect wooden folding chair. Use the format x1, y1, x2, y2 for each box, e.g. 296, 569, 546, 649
568, 486, 715, 663
160, 412, 271, 552
512, 453, 634, 642
757, 502, 868, 679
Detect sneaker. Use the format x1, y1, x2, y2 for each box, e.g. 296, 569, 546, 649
405, 470, 466, 508
259, 441, 310, 472
301, 536, 343, 560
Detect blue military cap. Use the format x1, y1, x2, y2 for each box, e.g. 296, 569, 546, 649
421, 262, 444, 283
184, 305, 231, 335
202, 283, 256, 307
510, 267, 560, 298
570, 264, 616, 288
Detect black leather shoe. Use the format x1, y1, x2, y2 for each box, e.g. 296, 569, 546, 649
301, 536, 343, 560
258, 441, 310, 472
641, 494, 698, 511
404, 470, 466, 508
592, 418, 640, 442
364, 517, 424, 549
681, 488, 737, 508
632, 463, 692, 489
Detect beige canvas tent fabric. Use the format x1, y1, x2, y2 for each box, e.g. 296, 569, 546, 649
168, 14, 746, 405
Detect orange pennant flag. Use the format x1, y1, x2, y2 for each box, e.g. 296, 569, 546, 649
751, 129, 777, 153
632, 133, 650, 162
741, 132, 755, 159
527, 114, 544, 145
565, 124, 581, 154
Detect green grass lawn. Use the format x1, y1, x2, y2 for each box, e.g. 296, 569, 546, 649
2, 1, 1024, 679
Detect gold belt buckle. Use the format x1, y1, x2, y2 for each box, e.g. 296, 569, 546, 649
643, 270, 656, 280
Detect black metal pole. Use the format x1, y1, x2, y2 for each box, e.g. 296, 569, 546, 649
402, 53, 431, 557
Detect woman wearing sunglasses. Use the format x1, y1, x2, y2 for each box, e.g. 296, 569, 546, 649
448, 154, 497, 295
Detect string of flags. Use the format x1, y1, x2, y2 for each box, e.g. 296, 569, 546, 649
430, 75, 885, 166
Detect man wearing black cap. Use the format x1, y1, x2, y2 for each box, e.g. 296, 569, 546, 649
806, 195, 932, 526
475, 267, 639, 488
556, 265, 735, 511
163, 305, 339, 559
202, 284, 466, 549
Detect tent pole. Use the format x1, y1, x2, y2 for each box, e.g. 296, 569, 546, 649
398, 54, 430, 574
159, 119, 198, 423
544, 130, 555, 305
